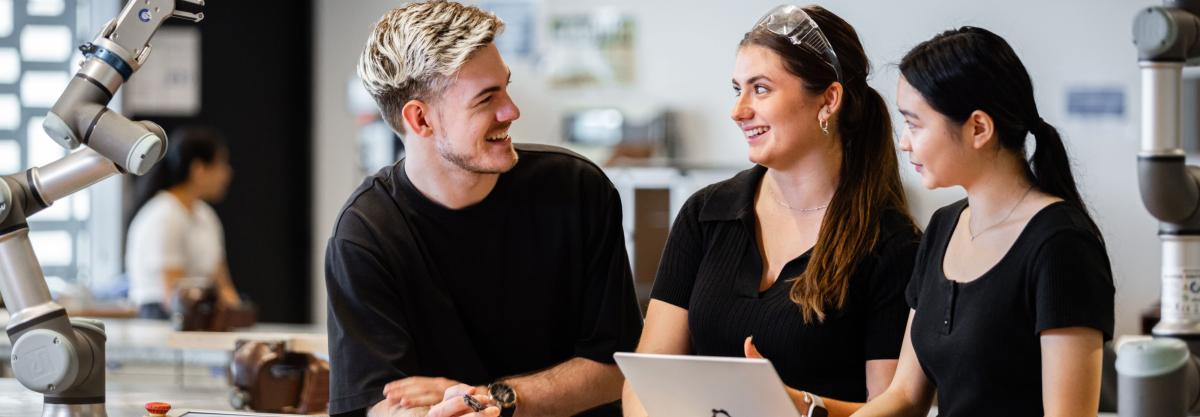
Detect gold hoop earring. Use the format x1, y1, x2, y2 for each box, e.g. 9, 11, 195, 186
820, 118, 830, 136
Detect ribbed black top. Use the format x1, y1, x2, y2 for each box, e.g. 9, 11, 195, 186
650, 165, 920, 402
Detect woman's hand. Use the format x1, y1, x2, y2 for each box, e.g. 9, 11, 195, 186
744, 336, 810, 412
743, 336, 764, 359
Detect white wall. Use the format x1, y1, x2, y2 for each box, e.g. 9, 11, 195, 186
314, 0, 1161, 337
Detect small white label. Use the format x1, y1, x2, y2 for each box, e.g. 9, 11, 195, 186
1162, 270, 1200, 320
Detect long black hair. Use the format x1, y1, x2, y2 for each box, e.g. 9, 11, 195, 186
899, 27, 1094, 222
131, 126, 228, 216
740, 5, 917, 323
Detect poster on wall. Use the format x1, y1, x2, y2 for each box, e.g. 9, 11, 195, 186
124, 26, 201, 116
542, 9, 635, 88
480, 0, 537, 60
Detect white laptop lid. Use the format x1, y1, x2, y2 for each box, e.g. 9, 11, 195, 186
615, 352, 801, 417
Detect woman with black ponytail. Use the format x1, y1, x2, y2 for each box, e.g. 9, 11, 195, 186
126, 126, 239, 320
853, 27, 1114, 417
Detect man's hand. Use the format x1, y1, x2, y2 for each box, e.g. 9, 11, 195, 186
384, 377, 464, 408
427, 384, 501, 417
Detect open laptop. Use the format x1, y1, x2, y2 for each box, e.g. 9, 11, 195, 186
615, 352, 801, 417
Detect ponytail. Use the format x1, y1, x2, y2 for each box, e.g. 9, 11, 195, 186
900, 27, 1098, 230
1028, 119, 1087, 213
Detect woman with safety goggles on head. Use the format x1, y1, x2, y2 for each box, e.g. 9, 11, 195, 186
622, 5, 919, 417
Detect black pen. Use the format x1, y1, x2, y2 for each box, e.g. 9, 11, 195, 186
462, 393, 487, 413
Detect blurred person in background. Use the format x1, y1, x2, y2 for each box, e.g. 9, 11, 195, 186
126, 125, 239, 320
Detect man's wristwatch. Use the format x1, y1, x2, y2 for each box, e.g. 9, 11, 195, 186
802, 391, 828, 417
487, 382, 518, 417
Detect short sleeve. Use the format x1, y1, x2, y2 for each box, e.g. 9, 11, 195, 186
648, 191, 706, 309
1032, 229, 1115, 341
573, 184, 644, 363
325, 226, 419, 415
864, 226, 921, 360
905, 214, 944, 310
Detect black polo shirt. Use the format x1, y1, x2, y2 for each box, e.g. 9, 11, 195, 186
906, 200, 1114, 417
324, 144, 643, 416
650, 165, 921, 402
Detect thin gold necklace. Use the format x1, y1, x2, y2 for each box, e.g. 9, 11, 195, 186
969, 186, 1033, 241
768, 182, 829, 213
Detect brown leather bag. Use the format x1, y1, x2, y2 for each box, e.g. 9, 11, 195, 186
297, 355, 331, 414
229, 340, 330, 414
172, 286, 257, 331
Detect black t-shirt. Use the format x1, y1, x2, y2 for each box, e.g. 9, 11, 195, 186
650, 165, 920, 402
324, 144, 643, 416
906, 199, 1114, 417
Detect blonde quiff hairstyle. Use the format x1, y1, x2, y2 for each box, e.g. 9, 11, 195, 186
358, 0, 505, 133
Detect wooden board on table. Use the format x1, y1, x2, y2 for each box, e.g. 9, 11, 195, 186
166, 331, 328, 356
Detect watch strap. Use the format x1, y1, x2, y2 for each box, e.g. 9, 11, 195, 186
803, 391, 828, 417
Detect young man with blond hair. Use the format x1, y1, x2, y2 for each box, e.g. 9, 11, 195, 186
324, 1, 642, 416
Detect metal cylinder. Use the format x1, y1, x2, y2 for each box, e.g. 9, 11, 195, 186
40, 403, 107, 417
1157, 236, 1200, 336
43, 76, 112, 151
1135, 60, 1200, 223
41, 319, 107, 413
1135, 7, 1178, 60
0, 177, 11, 224
13, 329, 80, 393
1117, 338, 1197, 417
0, 228, 78, 346
1137, 157, 1200, 223
1142, 62, 1185, 154
30, 148, 118, 206
52, 74, 113, 115
76, 59, 123, 97
85, 110, 165, 175
0, 229, 54, 313
138, 120, 168, 167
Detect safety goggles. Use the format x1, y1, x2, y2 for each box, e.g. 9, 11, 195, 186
754, 4, 844, 83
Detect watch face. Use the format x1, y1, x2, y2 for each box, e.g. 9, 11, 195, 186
489, 383, 517, 408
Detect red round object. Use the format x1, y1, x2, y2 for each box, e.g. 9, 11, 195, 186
145, 402, 172, 414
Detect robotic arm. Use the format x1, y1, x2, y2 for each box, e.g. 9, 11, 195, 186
0, 1, 203, 416
1118, 1, 1200, 416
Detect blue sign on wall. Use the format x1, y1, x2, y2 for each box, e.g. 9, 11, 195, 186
1067, 87, 1125, 117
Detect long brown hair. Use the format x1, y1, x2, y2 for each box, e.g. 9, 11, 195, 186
741, 5, 915, 323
